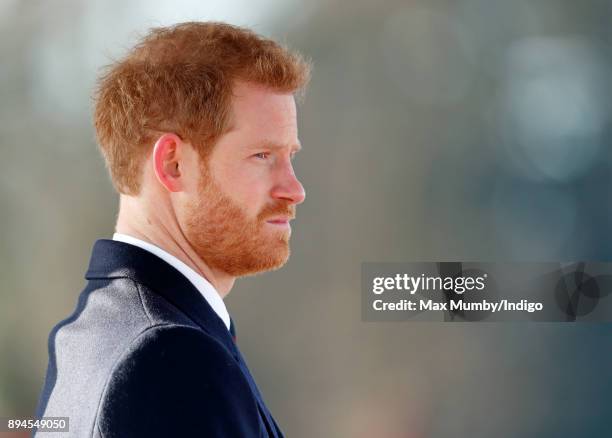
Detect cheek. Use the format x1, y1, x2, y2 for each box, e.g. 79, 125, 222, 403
217, 166, 270, 215
241, 183, 269, 217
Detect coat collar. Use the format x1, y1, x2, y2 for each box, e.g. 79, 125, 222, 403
85, 239, 237, 357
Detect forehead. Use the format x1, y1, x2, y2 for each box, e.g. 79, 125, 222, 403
229, 81, 298, 137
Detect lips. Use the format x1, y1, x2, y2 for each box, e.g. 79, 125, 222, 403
266, 217, 292, 224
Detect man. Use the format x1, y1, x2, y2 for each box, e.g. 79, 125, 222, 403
35, 22, 310, 437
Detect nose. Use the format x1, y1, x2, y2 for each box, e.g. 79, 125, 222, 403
271, 163, 306, 205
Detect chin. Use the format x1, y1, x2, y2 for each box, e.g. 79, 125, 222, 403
234, 244, 291, 277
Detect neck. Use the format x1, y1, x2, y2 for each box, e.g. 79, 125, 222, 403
115, 195, 235, 298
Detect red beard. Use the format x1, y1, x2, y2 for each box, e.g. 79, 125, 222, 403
184, 168, 296, 277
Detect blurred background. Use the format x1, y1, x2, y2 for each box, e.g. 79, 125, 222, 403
2, 0, 612, 436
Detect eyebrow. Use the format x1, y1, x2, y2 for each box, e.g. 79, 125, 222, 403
249, 140, 302, 152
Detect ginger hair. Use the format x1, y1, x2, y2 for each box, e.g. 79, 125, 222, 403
93, 22, 311, 195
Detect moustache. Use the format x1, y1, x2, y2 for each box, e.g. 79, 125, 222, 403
257, 202, 296, 222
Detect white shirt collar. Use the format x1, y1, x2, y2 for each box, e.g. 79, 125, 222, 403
112, 233, 231, 331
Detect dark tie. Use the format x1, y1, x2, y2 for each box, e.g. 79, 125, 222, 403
229, 318, 236, 343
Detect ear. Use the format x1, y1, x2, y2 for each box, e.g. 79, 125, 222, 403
152, 133, 185, 192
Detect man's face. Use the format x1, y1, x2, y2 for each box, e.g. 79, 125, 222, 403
182, 82, 305, 277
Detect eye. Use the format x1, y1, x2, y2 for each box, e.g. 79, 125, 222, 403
254, 152, 270, 160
